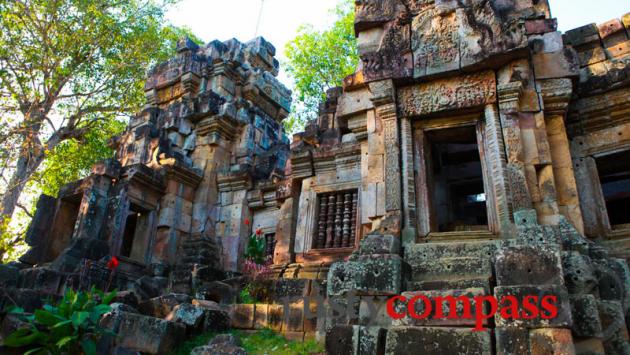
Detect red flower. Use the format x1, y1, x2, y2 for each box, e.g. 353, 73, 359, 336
107, 256, 119, 270
256, 228, 262, 236
244, 218, 250, 226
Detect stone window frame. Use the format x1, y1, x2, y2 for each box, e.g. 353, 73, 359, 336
296, 180, 362, 262
412, 112, 502, 238
114, 196, 158, 266
582, 143, 630, 240
311, 188, 359, 250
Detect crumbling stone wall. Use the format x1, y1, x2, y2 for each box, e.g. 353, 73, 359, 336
3, 1, 630, 354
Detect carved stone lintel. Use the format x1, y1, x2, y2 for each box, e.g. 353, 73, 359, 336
397, 71, 497, 117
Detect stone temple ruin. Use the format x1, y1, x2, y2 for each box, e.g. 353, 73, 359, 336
2, 0, 630, 354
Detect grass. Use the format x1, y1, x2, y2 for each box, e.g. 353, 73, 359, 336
170, 328, 325, 355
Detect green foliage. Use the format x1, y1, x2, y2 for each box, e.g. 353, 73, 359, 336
284, 0, 358, 133
4, 287, 117, 355
30, 119, 126, 196
244, 233, 267, 265
169, 329, 325, 355
0, 0, 203, 260
239, 286, 256, 304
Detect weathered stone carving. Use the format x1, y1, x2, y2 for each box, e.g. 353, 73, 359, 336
6, 3, 630, 355
397, 71, 497, 117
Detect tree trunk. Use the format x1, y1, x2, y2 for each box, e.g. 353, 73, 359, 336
1, 144, 45, 222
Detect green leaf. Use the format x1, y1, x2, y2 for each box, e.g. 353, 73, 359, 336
51, 319, 72, 329
71, 311, 90, 328
3, 328, 40, 347
81, 338, 97, 355
34, 309, 65, 327
56, 335, 78, 348
7, 306, 25, 314
102, 290, 117, 305
23, 347, 44, 355
90, 304, 112, 322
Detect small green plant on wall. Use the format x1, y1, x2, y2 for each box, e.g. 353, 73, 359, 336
3, 287, 117, 355
240, 220, 273, 303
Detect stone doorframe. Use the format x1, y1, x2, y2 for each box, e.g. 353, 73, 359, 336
113, 194, 159, 266
408, 108, 512, 239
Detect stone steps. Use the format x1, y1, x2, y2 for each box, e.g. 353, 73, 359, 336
404, 241, 499, 293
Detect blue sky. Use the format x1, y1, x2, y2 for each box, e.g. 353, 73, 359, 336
166, 0, 629, 84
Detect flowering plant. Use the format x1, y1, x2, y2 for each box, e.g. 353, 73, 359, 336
240, 226, 272, 303
244, 228, 267, 265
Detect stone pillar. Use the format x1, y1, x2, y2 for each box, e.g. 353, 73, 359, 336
540, 78, 585, 234
572, 156, 609, 237
483, 104, 513, 235
400, 116, 417, 245
497, 81, 534, 214
369, 80, 402, 236
274, 195, 298, 265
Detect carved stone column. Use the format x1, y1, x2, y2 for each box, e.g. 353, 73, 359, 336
369, 80, 403, 235
540, 78, 585, 234
484, 104, 514, 235
497, 82, 534, 214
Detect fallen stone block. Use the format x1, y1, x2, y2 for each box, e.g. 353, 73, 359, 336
103, 311, 186, 354
137, 293, 192, 318
166, 303, 205, 333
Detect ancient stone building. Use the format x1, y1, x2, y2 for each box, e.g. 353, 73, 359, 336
2, 1, 630, 354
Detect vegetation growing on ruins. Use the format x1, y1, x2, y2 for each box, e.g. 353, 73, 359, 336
0, 0, 201, 262
283, 0, 358, 134
3, 287, 117, 355
170, 329, 325, 355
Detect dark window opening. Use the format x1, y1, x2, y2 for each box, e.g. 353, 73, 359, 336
121, 204, 149, 259
50, 193, 82, 259
426, 126, 488, 232
313, 190, 358, 249
121, 212, 138, 257
264, 233, 276, 258
596, 150, 630, 228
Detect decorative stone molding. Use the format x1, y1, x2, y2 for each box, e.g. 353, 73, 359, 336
196, 115, 239, 143
539, 78, 573, 116
497, 81, 524, 114
397, 71, 497, 117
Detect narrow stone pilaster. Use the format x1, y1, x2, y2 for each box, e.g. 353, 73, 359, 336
484, 104, 513, 235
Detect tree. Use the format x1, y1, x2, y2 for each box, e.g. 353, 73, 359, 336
283, 0, 359, 134
0, 0, 202, 261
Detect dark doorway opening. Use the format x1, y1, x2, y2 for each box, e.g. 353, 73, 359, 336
120, 204, 150, 260
596, 150, 630, 228
426, 125, 488, 232
50, 193, 82, 259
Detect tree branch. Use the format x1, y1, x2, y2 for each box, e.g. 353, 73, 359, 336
15, 202, 32, 218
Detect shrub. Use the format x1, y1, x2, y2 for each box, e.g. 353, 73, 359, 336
3, 287, 116, 355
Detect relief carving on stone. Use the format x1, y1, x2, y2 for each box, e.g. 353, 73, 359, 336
412, 9, 460, 76
383, 112, 402, 211
397, 71, 497, 117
